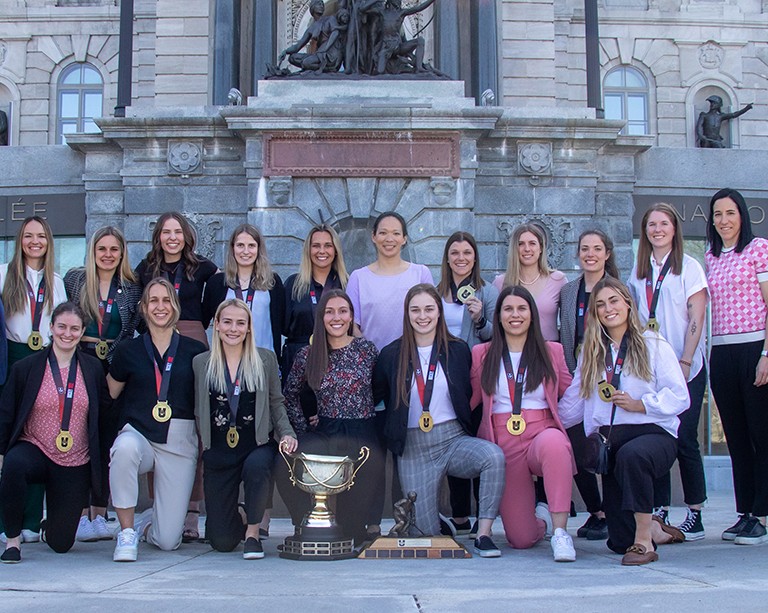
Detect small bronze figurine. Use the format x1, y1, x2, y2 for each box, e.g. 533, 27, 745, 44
388, 491, 421, 537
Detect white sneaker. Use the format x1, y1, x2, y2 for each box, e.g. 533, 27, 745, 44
21, 529, 40, 543
113, 528, 139, 562
76, 516, 99, 542
134, 509, 153, 543
551, 528, 576, 562
92, 515, 114, 541
535, 503, 553, 540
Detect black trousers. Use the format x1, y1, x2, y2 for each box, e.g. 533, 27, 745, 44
602, 424, 677, 555
710, 341, 768, 516
0, 441, 90, 553
275, 416, 382, 542
203, 441, 277, 553
654, 365, 708, 508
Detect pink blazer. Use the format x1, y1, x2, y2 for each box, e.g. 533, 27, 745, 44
470, 340, 576, 473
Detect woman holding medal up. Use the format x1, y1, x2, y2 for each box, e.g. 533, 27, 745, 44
194, 299, 297, 559
558, 230, 619, 541
558, 277, 689, 565
0, 302, 106, 563
0, 216, 67, 544
437, 231, 499, 536
282, 224, 348, 378
107, 278, 206, 562
471, 286, 576, 562
627, 203, 708, 540
64, 226, 143, 542
374, 284, 505, 557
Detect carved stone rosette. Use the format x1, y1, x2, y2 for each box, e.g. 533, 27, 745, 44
498, 215, 572, 269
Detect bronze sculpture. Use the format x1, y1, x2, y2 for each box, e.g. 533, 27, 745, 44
696, 95, 753, 148
388, 491, 421, 537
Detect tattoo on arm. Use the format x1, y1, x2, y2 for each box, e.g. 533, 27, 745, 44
690, 321, 697, 336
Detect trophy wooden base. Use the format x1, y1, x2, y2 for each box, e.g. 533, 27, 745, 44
279, 533, 357, 561
360, 535, 471, 559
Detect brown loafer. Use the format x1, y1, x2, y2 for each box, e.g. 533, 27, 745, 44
621, 543, 659, 566
652, 515, 685, 543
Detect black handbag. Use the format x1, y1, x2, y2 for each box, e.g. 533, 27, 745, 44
584, 402, 616, 475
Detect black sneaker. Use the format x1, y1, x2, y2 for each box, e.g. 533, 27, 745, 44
468, 520, 479, 539
473, 535, 501, 558
243, 537, 264, 560
722, 514, 751, 541
439, 514, 471, 537
734, 516, 768, 546
676, 508, 705, 541
577, 514, 607, 540
652, 507, 669, 525
1, 547, 21, 564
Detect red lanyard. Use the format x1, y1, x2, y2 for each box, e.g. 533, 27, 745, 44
413, 344, 439, 412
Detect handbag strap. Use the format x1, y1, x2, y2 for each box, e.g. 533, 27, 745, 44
603, 332, 629, 442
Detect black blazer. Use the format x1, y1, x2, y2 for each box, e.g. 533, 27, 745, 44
373, 337, 473, 456
201, 272, 285, 358
0, 348, 109, 498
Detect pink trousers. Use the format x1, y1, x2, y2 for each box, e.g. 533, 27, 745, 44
492, 409, 574, 549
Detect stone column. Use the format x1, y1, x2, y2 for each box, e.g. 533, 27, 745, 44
434, 1, 460, 79
212, 0, 241, 105
251, 1, 276, 94
472, 0, 499, 104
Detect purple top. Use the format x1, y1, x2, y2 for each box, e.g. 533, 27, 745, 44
347, 263, 434, 350
493, 270, 567, 342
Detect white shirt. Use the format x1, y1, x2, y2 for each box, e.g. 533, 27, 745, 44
492, 351, 548, 414
442, 299, 464, 338
408, 345, 457, 428
225, 287, 273, 351
0, 264, 67, 345
558, 331, 690, 438
627, 252, 708, 381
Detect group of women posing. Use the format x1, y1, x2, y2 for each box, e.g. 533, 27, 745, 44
1, 186, 766, 567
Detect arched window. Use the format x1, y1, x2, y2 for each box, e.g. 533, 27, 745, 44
57, 63, 103, 144
603, 66, 649, 135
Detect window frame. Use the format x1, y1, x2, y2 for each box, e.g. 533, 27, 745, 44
603, 65, 650, 136
56, 62, 104, 144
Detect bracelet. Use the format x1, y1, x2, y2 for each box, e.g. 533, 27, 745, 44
475, 317, 487, 329
679, 359, 692, 367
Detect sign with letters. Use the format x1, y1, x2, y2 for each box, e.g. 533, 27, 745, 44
0, 194, 86, 238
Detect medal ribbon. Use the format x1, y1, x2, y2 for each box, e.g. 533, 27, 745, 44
48, 351, 79, 433
165, 262, 185, 295
644, 257, 672, 324
234, 285, 255, 310
604, 332, 629, 389
224, 363, 242, 424
26, 277, 46, 333
413, 343, 440, 413
143, 332, 180, 404
575, 275, 589, 349
501, 350, 528, 417
97, 280, 119, 341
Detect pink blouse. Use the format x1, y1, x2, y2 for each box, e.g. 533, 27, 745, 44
493, 270, 567, 341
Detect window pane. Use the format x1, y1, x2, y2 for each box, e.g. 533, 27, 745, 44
60, 92, 80, 118
61, 122, 78, 134
61, 67, 82, 85
624, 68, 645, 88
627, 122, 647, 135
83, 92, 102, 118
604, 70, 623, 88
604, 95, 623, 120
82, 119, 100, 133
627, 95, 647, 121
82, 65, 102, 85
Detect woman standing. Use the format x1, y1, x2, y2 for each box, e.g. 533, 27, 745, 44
0, 303, 106, 563
493, 223, 566, 342
107, 278, 206, 562
282, 224, 348, 378
705, 188, 768, 545
559, 278, 690, 565
471, 286, 576, 562
558, 230, 619, 541
374, 284, 505, 557
194, 299, 297, 559
203, 224, 283, 359
64, 226, 143, 542
627, 203, 709, 540
278, 290, 381, 543
0, 216, 67, 543
436, 231, 499, 535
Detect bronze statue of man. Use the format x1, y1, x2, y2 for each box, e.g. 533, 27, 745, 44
696, 95, 753, 148
278, 0, 349, 74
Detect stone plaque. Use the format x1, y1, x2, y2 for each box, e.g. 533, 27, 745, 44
263, 131, 460, 178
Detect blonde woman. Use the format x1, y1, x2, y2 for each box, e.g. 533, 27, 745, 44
559, 277, 689, 566
194, 299, 296, 559
282, 224, 348, 377
493, 223, 566, 342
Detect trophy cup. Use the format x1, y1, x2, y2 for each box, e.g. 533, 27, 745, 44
279, 445, 369, 560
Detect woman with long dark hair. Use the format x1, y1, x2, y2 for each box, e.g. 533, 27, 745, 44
472, 286, 576, 562
627, 203, 709, 540
705, 188, 768, 545
374, 284, 505, 557
0, 302, 106, 563
559, 277, 689, 565
278, 289, 381, 543
194, 299, 297, 559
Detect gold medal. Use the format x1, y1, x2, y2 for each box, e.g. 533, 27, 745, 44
308, 334, 313, 346
55, 430, 73, 453
95, 340, 109, 360
506, 414, 526, 436
598, 379, 615, 403
28, 331, 44, 351
457, 285, 476, 304
152, 401, 172, 423
419, 411, 433, 433
647, 317, 659, 331
227, 426, 239, 448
